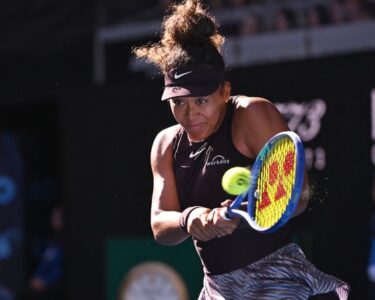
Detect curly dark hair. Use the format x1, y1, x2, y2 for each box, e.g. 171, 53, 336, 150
132, 0, 225, 73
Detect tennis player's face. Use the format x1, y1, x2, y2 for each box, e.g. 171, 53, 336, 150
169, 82, 231, 142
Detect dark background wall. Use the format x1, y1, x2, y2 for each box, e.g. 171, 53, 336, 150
60, 50, 374, 300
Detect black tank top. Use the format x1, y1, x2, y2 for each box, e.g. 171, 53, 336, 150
172, 99, 291, 275
173, 98, 291, 274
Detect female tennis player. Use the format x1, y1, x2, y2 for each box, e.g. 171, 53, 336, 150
133, 0, 349, 298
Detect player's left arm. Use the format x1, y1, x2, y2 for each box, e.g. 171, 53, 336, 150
231, 96, 309, 216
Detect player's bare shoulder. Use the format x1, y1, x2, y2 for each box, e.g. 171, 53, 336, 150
232, 96, 278, 124
151, 125, 181, 162
232, 95, 273, 111
231, 96, 287, 158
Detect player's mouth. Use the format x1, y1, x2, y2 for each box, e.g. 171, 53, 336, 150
185, 123, 207, 140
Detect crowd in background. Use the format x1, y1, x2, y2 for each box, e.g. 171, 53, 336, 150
156, 0, 375, 36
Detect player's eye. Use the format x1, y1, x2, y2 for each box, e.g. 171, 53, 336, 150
195, 98, 208, 105
171, 98, 185, 106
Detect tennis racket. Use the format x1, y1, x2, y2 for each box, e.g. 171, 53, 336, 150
221, 131, 305, 233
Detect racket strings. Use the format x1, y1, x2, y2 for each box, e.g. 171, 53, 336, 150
254, 138, 297, 229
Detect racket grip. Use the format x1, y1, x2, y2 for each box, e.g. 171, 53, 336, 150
220, 208, 234, 221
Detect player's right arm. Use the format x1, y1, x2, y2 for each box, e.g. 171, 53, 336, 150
150, 126, 217, 245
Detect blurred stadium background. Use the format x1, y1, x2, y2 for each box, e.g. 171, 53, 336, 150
1, 0, 375, 299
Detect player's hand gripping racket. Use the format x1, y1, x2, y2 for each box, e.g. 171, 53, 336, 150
221, 131, 305, 233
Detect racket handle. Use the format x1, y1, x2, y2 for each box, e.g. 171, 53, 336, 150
220, 193, 247, 221
220, 208, 234, 221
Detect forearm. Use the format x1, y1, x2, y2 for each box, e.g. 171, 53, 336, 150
293, 195, 309, 216
293, 172, 310, 217
151, 210, 189, 245
151, 206, 223, 244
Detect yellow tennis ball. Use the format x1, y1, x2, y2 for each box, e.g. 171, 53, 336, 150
221, 167, 251, 196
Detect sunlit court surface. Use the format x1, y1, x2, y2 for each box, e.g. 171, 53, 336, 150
1, 0, 375, 299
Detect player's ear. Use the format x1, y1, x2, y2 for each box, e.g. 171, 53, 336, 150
222, 81, 231, 102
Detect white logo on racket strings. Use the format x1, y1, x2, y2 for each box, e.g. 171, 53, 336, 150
174, 71, 192, 79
